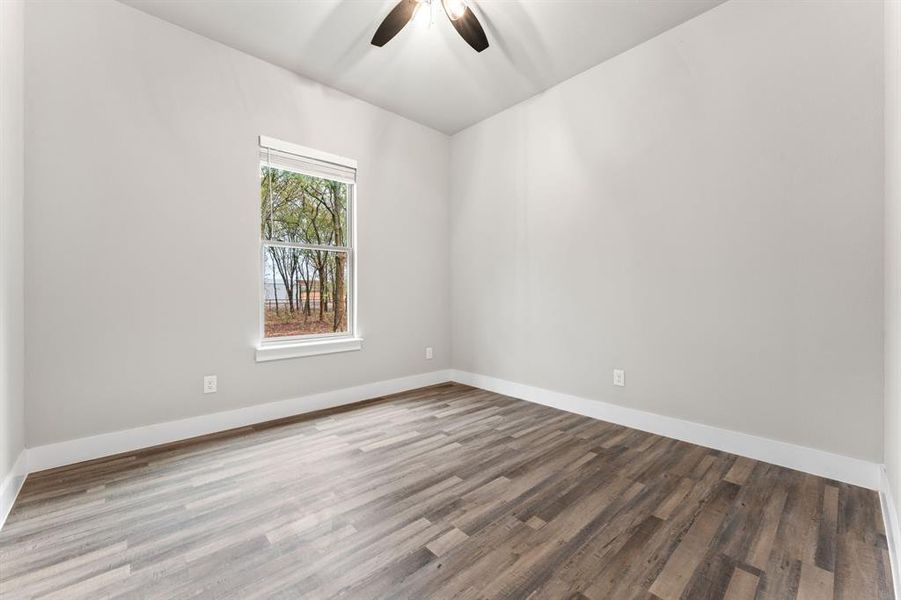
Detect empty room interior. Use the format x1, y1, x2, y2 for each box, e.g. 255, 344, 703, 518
1, 0, 900, 597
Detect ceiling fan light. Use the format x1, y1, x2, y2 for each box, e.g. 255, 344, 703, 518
442, 0, 467, 21
414, 0, 433, 27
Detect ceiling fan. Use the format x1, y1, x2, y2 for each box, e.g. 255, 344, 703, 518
371, 0, 489, 53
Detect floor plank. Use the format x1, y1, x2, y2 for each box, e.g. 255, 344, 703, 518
0, 382, 892, 599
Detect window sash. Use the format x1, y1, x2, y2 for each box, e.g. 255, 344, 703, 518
263, 240, 352, 253
260, 161, 353, 249
260, 243, 354, 343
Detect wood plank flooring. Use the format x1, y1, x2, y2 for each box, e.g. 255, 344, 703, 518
0, 382, 893, 599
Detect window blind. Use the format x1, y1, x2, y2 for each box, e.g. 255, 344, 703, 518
259, 138, 356, 184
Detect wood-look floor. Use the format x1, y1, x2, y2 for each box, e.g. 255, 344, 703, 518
0, 383, 893, 599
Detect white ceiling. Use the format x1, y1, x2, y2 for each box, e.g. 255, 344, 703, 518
119, 0, 725, 134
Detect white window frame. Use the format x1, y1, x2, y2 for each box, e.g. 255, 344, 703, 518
256, 135, 361, 362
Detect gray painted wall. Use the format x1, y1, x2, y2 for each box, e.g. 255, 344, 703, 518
24, 0, 450, 446
449, 0, 885, 461
21, 0, 889, 469
0, 0, 25, 483
885, 0, 901, 510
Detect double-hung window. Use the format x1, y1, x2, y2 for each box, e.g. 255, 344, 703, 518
256, 136, 359, 361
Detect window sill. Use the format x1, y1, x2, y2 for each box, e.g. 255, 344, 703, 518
255, 337, 363, 362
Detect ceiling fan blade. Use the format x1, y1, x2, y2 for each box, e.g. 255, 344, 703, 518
371, 0, 418, 47
449, 6, 489, 52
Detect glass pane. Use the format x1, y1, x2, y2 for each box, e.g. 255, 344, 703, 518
260, 164, 348, 246
263, 247, 349, 339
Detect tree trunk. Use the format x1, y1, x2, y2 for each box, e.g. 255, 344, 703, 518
317, 272, 325, 321
333, 254, 345, 331
318, 257, 328, 319
302, 278, 311, 321
270, 257, 279, 315
282, 276, 295, 313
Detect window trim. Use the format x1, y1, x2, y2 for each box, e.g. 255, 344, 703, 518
256, 136, 359, 359
255, 336, 363, 362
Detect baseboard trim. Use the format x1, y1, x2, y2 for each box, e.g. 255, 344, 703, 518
881, 467, 901, 600
27, 369, 453, 473
450, 370, 881, 490
0, 450, 28, 531
13, 369, 883, 515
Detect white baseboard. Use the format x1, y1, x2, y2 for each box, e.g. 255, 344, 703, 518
449, 370, 881, 490
27, 369, 453, 473
881, 467, 901, 600
0, 450, 28, 531
9, 368, 884, 529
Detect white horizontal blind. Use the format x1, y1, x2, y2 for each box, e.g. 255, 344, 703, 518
259, 140, 356, 184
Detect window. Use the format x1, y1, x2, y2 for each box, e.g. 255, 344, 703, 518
257, 136, 359, 361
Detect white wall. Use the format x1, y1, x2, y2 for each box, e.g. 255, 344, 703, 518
450, 0, 885, 461
0, 0, 25, 484
19, 0, 891, 471
884, 0, 901, 518
24, 0, 450, 446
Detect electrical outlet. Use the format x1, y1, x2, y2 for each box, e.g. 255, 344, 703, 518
425, 347, 434, 360
203, 375, 217, 394
613, 369, 625, 387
